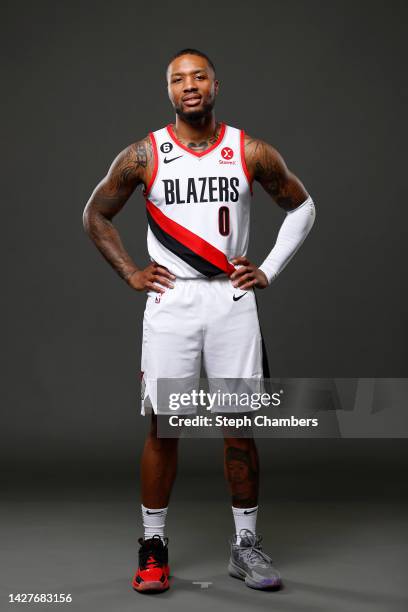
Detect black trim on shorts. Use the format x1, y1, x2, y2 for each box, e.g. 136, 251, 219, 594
253, 288, 271, 378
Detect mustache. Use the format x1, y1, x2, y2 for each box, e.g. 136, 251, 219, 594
174, 99, 215, 122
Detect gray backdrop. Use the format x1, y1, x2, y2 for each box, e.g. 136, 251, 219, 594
2, 3, 408, 611
2, 0, 407, 483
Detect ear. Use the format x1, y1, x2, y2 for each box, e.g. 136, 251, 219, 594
214, 79, 220, 95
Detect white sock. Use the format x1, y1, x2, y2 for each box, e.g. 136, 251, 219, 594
141, 504, 168, 542
232, 505, 258, 544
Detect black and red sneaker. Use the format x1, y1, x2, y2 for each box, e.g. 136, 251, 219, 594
132, 534, 170, 593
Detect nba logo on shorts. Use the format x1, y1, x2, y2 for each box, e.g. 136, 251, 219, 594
155, 294, 161, 303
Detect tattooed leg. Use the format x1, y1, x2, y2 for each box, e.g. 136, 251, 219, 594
223, 437, 259, 508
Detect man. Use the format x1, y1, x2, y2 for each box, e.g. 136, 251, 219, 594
83, 48, 315, 593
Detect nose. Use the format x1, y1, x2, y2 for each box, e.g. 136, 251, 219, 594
183, 76, 198, 92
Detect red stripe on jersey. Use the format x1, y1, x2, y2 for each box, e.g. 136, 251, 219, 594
240, 130, 253, 195
145, 199, 235, 276
166, 123, 226, 158
144, 132, 159, 197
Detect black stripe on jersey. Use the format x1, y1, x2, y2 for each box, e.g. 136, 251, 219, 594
146, 208, 225, 278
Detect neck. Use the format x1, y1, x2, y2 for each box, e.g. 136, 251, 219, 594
173, 113, 218, 142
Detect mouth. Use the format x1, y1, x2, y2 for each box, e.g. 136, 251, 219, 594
182, 94, 202, 107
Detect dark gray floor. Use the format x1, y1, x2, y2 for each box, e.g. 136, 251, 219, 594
1, 474, 407, 612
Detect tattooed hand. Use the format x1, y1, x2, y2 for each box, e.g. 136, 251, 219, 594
127, 262, 176, 294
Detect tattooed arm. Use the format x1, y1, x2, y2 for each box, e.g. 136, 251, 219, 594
83, 137, 175, 293
230, 136, 315, 289
245, 136, 308, 210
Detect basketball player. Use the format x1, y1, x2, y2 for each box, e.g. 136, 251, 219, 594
83, 48, 315, 592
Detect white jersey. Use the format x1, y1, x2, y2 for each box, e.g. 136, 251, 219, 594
143, 122, 253, 279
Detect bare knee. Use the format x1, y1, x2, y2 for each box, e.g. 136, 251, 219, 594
147, 414, 179, 452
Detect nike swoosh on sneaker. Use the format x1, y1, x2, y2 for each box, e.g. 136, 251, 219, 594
163, 155, 183, 164
233, 292, 247, 301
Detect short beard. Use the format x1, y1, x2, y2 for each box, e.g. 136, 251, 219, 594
175, 99, 215, 123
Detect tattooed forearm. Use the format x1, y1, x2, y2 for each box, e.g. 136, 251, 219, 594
245, 136, 308, 211
84, 211, 139, 281
224, 442, 259, 508
83, 137, 152, 281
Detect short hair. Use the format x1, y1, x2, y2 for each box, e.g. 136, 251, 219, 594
167, 48, 216, 76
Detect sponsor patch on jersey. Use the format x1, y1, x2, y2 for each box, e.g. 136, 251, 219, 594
220, 146, 236, 164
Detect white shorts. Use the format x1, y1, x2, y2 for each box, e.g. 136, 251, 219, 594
140, 276, 269, 415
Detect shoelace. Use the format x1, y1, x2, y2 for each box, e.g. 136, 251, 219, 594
234, 529, 274, 568
140, 553, 161, 569
138, 534, 167, 569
